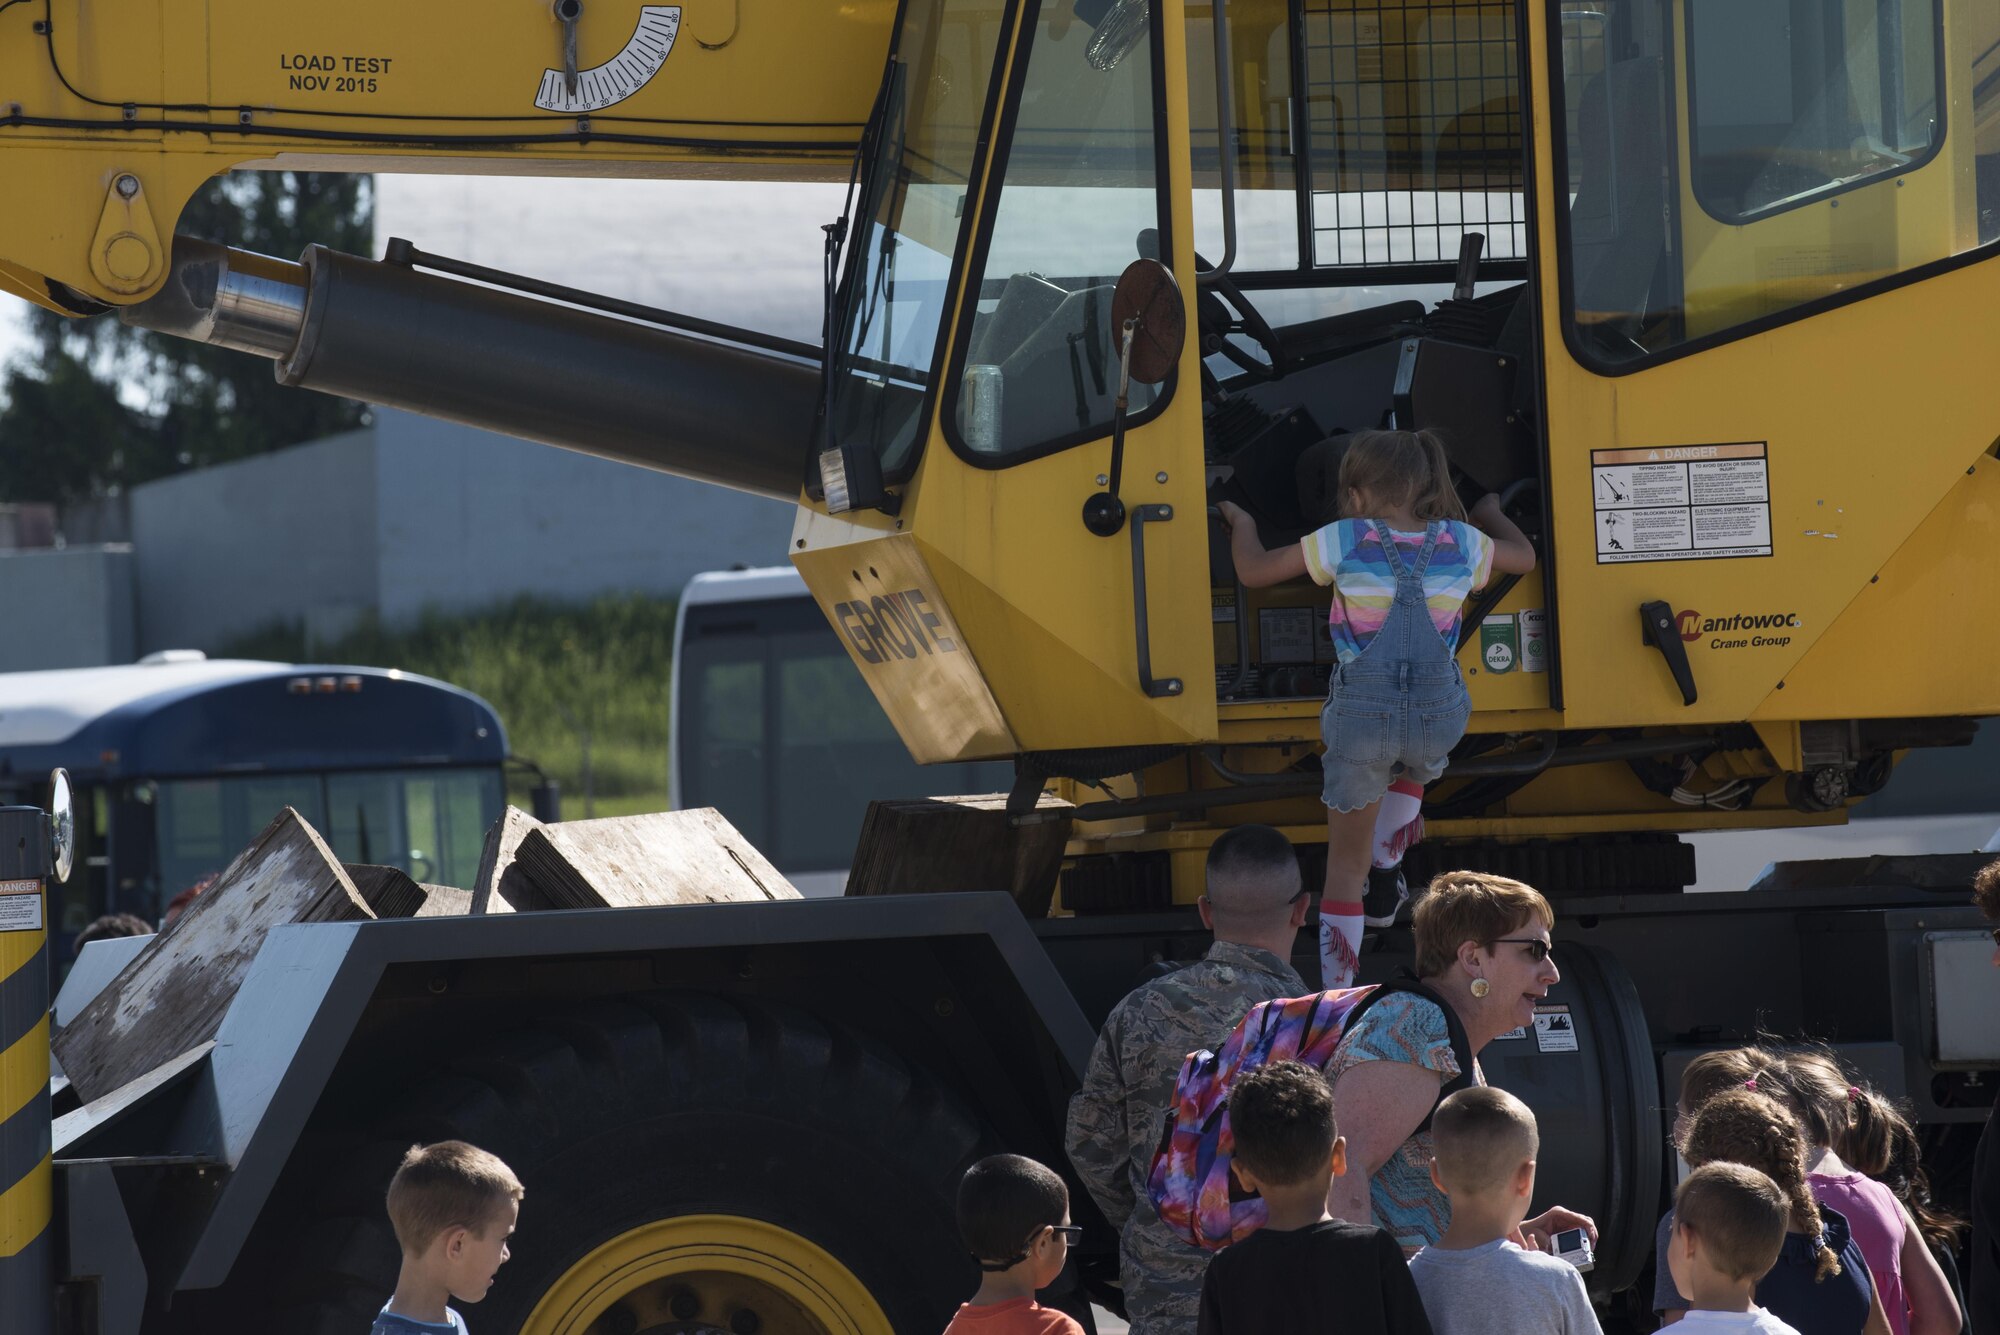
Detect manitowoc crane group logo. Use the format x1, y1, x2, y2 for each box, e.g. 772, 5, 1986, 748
1676, 608, 1803, 646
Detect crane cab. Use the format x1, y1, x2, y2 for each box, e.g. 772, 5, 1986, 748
793, 0, 2000, 882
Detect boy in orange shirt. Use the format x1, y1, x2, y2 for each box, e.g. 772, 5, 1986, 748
945, 1154, 1086, 1335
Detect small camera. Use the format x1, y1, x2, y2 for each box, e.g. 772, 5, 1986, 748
1552, 1227, 1595, 1272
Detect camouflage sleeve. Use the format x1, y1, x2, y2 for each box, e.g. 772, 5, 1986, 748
1065, 1007, 1136, 1234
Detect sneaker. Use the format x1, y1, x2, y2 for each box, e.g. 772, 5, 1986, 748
1361, 865, 1409, 928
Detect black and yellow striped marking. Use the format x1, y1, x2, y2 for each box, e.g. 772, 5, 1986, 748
0, 810, 51, 1332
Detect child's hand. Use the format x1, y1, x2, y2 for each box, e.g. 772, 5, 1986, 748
1216, 501, 1250, 532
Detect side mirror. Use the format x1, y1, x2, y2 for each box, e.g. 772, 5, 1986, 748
1082, 258, 1187, 537
1113, 257, 1187, 387
48, 769, 74, 885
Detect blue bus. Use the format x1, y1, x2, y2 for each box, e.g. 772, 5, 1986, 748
0, 652, 519, 951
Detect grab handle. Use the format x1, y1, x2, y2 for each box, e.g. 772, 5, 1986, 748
1197, 0, 1238, 286
1132, 505, 1183, 697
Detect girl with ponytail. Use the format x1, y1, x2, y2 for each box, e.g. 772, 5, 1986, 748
1663, 1088, 1891, 1334
1763, 1053, 1963, 1335
1219, 429, 1535, 968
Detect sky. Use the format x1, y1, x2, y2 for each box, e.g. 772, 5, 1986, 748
0, 174, 849, 383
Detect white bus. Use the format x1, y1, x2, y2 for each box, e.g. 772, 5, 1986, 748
670, 569, 1014, 896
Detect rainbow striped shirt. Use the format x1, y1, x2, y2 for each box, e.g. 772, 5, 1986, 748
1300, 519, 1495, 664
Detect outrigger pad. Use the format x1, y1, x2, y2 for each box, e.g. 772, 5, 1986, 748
847, 792, 1074, 918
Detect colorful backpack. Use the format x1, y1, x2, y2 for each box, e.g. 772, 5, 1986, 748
1145, 974, 1474, 1251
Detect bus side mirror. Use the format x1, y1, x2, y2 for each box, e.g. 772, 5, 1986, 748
530, 780, 562, 824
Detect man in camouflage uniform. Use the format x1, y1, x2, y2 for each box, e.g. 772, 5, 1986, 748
1064, 825, 1311, 1335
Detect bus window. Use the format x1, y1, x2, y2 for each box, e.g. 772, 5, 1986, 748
156, 774, 328, 899
676, 580, 1013, 889
325, 769, 501, 888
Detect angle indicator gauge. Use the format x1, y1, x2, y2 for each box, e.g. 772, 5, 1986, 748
535, 6, 681, 113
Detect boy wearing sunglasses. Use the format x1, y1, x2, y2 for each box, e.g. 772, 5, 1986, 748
1198, 1062, 1433, 1335
947, 1154, 1087, 1335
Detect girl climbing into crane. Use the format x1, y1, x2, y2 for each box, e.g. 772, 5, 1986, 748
1218, 430, 1536, 986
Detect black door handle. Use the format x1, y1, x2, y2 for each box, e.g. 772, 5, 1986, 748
1639, 600, 1697, 705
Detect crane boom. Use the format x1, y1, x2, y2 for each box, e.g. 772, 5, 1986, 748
0, 0, 894, 311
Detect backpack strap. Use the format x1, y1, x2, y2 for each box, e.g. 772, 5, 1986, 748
1337, 971, 1478, 1135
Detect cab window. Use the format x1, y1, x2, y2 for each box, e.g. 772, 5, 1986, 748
1555, 0, 1962, 368
945, 1, 1173, 464
1688, 0, 1939, 224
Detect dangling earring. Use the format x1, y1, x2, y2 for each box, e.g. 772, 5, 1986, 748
1470, 978, 1491, 999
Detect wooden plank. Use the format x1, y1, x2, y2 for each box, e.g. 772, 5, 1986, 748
513, 807, 800, 908
470, 806, 555, 914
846, 792, 1074, 917
52, 808, 370, 1103
345, 864, 427, 919
415, 884, 474, 917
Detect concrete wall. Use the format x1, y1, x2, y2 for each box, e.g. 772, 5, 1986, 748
0, 546, 135, 670
370, 409, 796, 626
132, 428, 380, 652
130, 409, 799, 652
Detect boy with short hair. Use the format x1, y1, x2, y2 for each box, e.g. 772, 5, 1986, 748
1407, 1087, 1601, 1335
1197, 1061, 1431, 1335
1664, 1163, 1801, 1334
373, 1140, 524, 1334
946, 1154, 1087, 1335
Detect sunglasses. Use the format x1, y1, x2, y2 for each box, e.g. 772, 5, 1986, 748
1492, 937, 1554, 963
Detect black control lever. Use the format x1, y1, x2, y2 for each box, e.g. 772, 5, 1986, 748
1452, 231, 1484, 301
1640, 599, 1698, 705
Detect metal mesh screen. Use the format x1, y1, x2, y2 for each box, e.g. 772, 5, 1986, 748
1300, 1, 1527, 267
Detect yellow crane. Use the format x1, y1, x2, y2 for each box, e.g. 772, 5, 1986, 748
4, 0, 1994, 899
1, 2, 1997, 1331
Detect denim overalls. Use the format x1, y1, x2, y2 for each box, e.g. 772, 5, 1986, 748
1320, 520, 1471, 812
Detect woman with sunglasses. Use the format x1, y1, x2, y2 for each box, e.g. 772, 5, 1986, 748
1968, 860, 2000, 1335
1324, 869, 1597, 1257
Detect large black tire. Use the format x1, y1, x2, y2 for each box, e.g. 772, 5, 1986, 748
249, 994, 988, 1335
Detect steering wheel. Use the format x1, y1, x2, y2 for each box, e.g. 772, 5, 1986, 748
1136, 228, 1282, 377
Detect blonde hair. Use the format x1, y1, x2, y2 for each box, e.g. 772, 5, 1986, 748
1679, 1047, 1775, 1117
386, 1141, 524, 1255
1412, 870, 1554, 978
1337, 430, 1467, 524
1431, 1086, 1539, 1194
1683, 1090, 1841, 1283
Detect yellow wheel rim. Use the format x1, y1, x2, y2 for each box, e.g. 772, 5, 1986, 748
522, 1213, 893, 1335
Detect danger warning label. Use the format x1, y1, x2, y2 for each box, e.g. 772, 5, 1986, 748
1592, 443, 1772, 564
1534, 1005, 1578, 1053
0, 878, 42, 933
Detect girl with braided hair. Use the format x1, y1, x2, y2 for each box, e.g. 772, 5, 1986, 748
1660, 1088, 1891, 1335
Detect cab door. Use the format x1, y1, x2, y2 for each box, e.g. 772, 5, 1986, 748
1532, 0, 2000, 731
799, 0, 1220, 761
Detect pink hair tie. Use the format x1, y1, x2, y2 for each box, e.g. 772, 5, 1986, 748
1847, 1085, 1861, 1102
1744, 1077, 1758, 1090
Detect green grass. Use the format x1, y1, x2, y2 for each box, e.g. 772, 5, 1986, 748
222, 595, 679, 818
